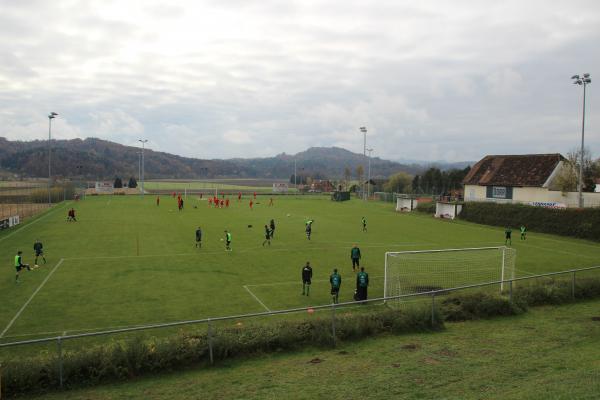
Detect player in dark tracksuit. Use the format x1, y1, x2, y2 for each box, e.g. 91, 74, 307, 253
269, 219, 276, 238
302, 262, 313, 296
356, 267, 369, 302
262, 225, 272, 246
195, 227, 202, 248
33, 239, 46, 265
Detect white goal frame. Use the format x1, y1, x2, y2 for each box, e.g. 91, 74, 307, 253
384, 246, 516, 300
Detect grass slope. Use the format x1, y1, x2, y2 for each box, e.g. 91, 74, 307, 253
27, 299, 600, 400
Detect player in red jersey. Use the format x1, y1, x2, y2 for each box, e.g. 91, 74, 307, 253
249, 200, 253, 210
225, 199, 230, 207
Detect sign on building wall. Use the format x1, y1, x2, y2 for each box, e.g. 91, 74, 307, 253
486, 186, 513, 199
529, 201, 567, 209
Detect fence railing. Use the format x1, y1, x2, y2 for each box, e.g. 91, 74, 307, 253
1, 265, 599, 388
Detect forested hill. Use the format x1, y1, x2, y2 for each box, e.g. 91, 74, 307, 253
0, 137, 442, 180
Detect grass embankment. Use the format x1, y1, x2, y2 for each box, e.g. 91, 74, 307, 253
27, 299, 600, 400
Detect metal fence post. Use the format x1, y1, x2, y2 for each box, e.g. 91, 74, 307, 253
572, 272, 576, 300
207, 319, 214, 365
331, 304, 337, 347
431, 293, 435, 326
509, 280, 513, 304
57, 337, 63, 388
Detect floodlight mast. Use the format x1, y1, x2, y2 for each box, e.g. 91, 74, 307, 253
138, 139, 148, 196
571, 73, 592, 208
367, 148, 373, 199
48, 112, 58, 205
360, 126, 367, 200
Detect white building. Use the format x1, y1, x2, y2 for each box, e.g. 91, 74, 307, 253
463, 154, 600, 208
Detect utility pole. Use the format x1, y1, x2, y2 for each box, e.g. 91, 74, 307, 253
138, 139, 148, 196
48, 112, 58, 204
571, 73, 592, 208
360, 127, 367, 200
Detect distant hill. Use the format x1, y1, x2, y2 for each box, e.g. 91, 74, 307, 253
0, 137, 444, 180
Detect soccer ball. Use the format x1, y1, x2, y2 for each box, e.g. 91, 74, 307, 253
220, 238, 224, 241
286, 213, 291, 217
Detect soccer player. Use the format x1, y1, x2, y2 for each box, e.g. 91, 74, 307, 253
253, 192, 256, 199
362, 217, 367, 232
269, 197, 273, 206
33, 239, 46, 265
156, 196, 160, 206
305, 221, 312, 240
208, 197, 213, 207
249, 200, 253, 210
14, 250, 32, 282
269, 219, 276, 238
330, 268, 342, 304
302, 261, 313, 296
262, 225, 272, 246
505, 227, 512, 246
350, 244, 361, 272
225, 199, 230, 208
356, 267, 369, 302
67, 208, 77, 222
220, 199, 224, 208
224, 230, 232, 251
520, 225, 527, 241
238, 192, 242, 201
195, 227, 202, 248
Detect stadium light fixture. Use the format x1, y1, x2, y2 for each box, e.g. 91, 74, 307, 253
138, 139, 148, 196
571, 73, 592, 208
48, 112, 59, 205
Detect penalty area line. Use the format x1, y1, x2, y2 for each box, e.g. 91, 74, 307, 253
243, 285, 271, 312
0, 258, 65, 339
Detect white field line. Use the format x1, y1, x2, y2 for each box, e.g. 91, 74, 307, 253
0, 258, 65, 339
0, 202, 68, 244
243, 285, 271, 312
62, 242, 434, 261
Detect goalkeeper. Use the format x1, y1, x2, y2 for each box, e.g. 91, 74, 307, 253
505, 227, 512, 246
301, 261, 312, 296
330, 268, 342, 304
350, 244, 361, 272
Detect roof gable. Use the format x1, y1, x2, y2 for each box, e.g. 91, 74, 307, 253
462, 154, 564, 187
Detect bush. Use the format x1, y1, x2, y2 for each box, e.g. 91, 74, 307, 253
459, 202, 600, 241
440, 292, 525, 321
2, 306, 442, 396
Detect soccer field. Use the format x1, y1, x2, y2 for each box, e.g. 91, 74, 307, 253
1, 195, 599, 346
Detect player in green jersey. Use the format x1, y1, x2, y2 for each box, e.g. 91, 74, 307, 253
330, 268, 342, 304
520, 225, 527, 241
361, 217, 367, 232
224, 230, 232, 251
350, 244, 361, 272
14, 251, 32, 282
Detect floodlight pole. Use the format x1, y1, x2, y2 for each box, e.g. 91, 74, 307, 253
360, 127, 367, 200
138, 139, 148, 196
48, 112, 58, 205
571, 73, 592, 208
137, 152, 142, 192
367, 148, 373, 199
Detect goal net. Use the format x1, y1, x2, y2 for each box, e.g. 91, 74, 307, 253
384, 246, 516, 302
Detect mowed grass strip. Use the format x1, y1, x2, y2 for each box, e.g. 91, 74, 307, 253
26, 299, 600, 400
1, 195, 599, 344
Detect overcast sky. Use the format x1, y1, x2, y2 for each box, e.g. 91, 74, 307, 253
1, 0, 599, 162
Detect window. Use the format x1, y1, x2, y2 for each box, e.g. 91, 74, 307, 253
492, 186, 506, 198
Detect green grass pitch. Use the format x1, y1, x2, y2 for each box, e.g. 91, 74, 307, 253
1, 195, 599, 345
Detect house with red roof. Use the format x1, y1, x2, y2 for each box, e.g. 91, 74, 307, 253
463, 154, 599, 208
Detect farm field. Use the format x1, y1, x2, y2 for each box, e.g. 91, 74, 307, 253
28, 299, 600, 400
0, 195, 599, 351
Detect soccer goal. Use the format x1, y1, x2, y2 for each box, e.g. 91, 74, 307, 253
384, 246, 516, 302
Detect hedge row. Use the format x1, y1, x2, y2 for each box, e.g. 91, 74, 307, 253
4, 278, 600, 397
458, 202, 600, 241
415, 202, 436, 214
2, 306, 443, 396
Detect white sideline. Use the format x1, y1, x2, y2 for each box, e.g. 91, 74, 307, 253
243, 285, 271, 312
0, 258, 65, 339
0, 202, 68, 244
